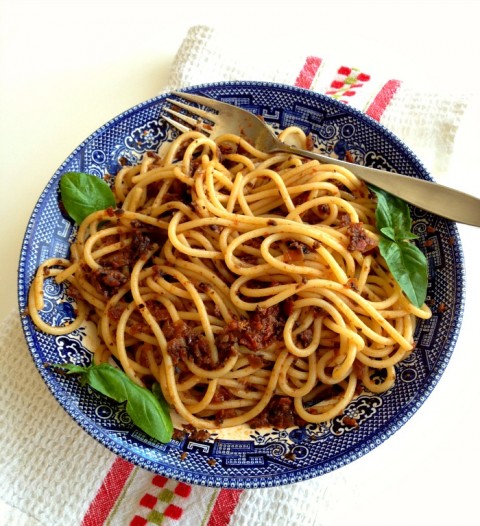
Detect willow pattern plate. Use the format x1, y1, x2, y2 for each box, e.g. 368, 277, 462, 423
17, 81, 465, 488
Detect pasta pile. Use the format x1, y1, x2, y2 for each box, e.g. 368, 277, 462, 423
29, 127, 431, 430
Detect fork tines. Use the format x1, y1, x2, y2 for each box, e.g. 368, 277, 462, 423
163, 95, 217, 135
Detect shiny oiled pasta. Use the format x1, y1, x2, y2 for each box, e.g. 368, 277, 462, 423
28, 127, 432, 430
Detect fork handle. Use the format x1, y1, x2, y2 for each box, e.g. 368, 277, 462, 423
281, 145, 480, 227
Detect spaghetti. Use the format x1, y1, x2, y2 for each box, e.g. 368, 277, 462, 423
28, 127, 432, 430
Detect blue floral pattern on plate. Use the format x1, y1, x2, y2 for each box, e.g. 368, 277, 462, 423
17, 81, 465, 488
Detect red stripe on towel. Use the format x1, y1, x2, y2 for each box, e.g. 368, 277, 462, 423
365, 79, 402, 121
81, 457, 135, 526
295, 56, 322, 89
207, 489, 243, 526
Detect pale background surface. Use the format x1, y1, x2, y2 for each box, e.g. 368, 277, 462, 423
1, 1, 480, 525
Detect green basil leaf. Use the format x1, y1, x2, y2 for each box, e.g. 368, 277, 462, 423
125, 383, 173, 443
370, 186, 416, 241
380, 226, 396, 241
60, 172, 116, 224
368, 185, 428, 306
379, 238, 428, 307
84, 363, 131, 403
380, 226, 417, 243
50, 362, 173, 443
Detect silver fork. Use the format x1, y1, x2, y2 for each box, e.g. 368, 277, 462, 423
163, 91, 480, 227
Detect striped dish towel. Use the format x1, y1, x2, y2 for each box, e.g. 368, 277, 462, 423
0, 25, 470, 526
165, 26, 469, 180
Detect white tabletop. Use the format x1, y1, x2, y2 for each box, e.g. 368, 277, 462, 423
1, 1, 480, 525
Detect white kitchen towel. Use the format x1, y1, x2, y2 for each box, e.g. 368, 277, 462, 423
0, 24, 471, 526
165, 25, 470, 180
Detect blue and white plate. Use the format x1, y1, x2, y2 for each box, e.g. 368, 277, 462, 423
17, 81, 465, 488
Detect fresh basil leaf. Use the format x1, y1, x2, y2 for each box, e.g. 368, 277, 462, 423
60, 172, 116, 224
83, 363, 131, 402
380, 226, 417, 243
379, 238, 428, 308
49, 362, 173, 443
368, 185, 428, 306
126, 382, 173, 443
370, 186, 417, 241
379, 226, 396, 241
